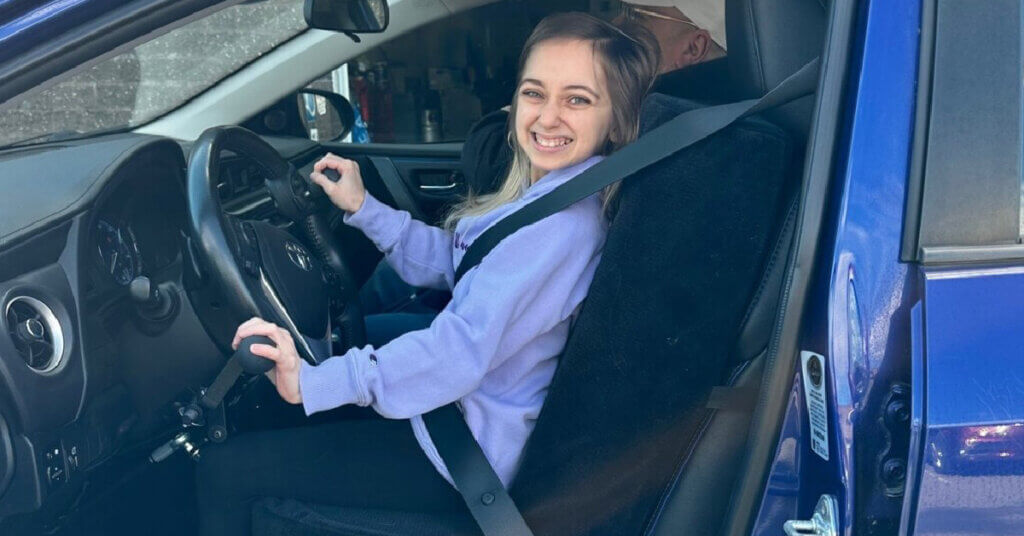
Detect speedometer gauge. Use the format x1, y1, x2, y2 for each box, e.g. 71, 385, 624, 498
95, 219, 141, 286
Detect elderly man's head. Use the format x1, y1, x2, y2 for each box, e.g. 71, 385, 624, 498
619, 0, 726, 74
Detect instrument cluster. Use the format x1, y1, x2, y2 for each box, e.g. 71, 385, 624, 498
94, 219, 142, 286
89, 166, 186, 290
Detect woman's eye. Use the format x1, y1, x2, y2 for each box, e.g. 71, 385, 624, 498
521, 89, 542, 99
568, 95, 592, 106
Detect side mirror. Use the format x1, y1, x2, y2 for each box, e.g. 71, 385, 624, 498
296, 89, 356, 142
304, 0, 389, 34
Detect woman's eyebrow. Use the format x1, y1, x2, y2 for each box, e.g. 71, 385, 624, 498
564, 84, 600, 98
520, 79, 600, 99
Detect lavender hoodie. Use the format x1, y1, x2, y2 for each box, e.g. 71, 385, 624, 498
299, 156, 607, 486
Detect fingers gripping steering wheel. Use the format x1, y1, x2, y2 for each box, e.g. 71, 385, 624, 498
185, 125, 365, 364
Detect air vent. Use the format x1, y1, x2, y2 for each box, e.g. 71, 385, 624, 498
5, 296, 64, 373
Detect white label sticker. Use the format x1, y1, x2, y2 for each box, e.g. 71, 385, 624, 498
801, 351, 830, 461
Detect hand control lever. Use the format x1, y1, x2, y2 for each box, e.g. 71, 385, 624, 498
150, 336, 276, 462
200, 335, 276, 410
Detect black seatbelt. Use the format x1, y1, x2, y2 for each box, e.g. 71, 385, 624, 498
424, 58, 820, 536
422, 405, 533, 536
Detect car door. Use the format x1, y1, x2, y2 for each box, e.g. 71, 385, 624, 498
900, 1, 1024, 534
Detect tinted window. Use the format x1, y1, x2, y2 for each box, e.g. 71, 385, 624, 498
0, 0, 307, 148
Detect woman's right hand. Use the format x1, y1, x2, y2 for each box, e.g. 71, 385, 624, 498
310, 153, 366, 213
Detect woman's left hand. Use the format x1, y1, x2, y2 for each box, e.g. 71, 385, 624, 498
232, 317, 303, 404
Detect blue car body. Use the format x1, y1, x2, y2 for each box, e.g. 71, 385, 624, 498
2, 0, 1023, 534
751, 1, 1024, 535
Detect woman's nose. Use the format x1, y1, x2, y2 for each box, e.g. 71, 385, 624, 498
537, 100, 562, 127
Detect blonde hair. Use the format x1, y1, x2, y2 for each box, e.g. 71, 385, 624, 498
444, 13, 659, 230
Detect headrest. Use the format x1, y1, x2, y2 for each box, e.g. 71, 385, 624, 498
726, 0, 827, 135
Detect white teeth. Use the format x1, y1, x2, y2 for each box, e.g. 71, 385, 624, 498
534, 133, 572, 147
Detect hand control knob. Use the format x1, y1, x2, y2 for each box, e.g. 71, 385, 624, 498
322, 168, 341, 182
235, 335, 276, 375
305, 168, 340, 207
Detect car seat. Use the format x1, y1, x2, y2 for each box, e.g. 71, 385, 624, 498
250, 0, 826, 534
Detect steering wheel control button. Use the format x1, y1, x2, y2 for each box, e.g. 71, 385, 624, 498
244, 259, 260, 278
234, 222, 264, 278
290, 170, 314, 211
286, 241, 314, 271
43, 444, 66, 487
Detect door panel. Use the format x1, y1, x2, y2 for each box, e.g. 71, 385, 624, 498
903, 266, 1024, 535
320, 141, 466, 225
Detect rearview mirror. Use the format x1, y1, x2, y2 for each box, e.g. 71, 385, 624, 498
304, 0, 389, 34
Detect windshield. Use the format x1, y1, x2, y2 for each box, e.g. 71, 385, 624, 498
0, 0, 307, 148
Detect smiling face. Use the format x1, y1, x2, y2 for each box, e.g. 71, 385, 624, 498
515, 39, 615, 182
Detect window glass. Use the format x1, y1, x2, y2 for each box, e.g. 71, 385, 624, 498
0, 0, 307, 148
305, 1, 622, 144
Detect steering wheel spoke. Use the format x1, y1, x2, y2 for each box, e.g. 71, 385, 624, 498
256, 267, 331, 364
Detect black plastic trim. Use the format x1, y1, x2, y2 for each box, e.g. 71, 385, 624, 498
920, 244, 1024, 265
0, 135, 183, 249
899, 0, 936, 262
0, 224, 69, 284
0, 412, 12, 500
722, 0, 857, 534
320, 142, 463, 158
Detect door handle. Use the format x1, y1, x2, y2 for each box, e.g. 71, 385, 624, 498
419, 183, 458, 191
417, 170, 462, 192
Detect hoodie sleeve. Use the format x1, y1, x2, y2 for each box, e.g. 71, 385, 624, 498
299, 197, 605, 418
342, 192, 455, 290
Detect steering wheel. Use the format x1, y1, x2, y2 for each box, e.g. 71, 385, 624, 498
185, 125, 366, 364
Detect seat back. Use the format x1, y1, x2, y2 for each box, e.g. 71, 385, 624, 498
644, 2, 827, 533
507, 94, 799, 535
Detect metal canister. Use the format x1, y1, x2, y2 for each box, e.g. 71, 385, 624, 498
420, 109, 441, 143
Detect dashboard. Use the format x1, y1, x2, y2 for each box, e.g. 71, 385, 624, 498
0, 132, 323, 522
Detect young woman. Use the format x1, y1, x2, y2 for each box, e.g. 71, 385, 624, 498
197, 12, 658, 535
